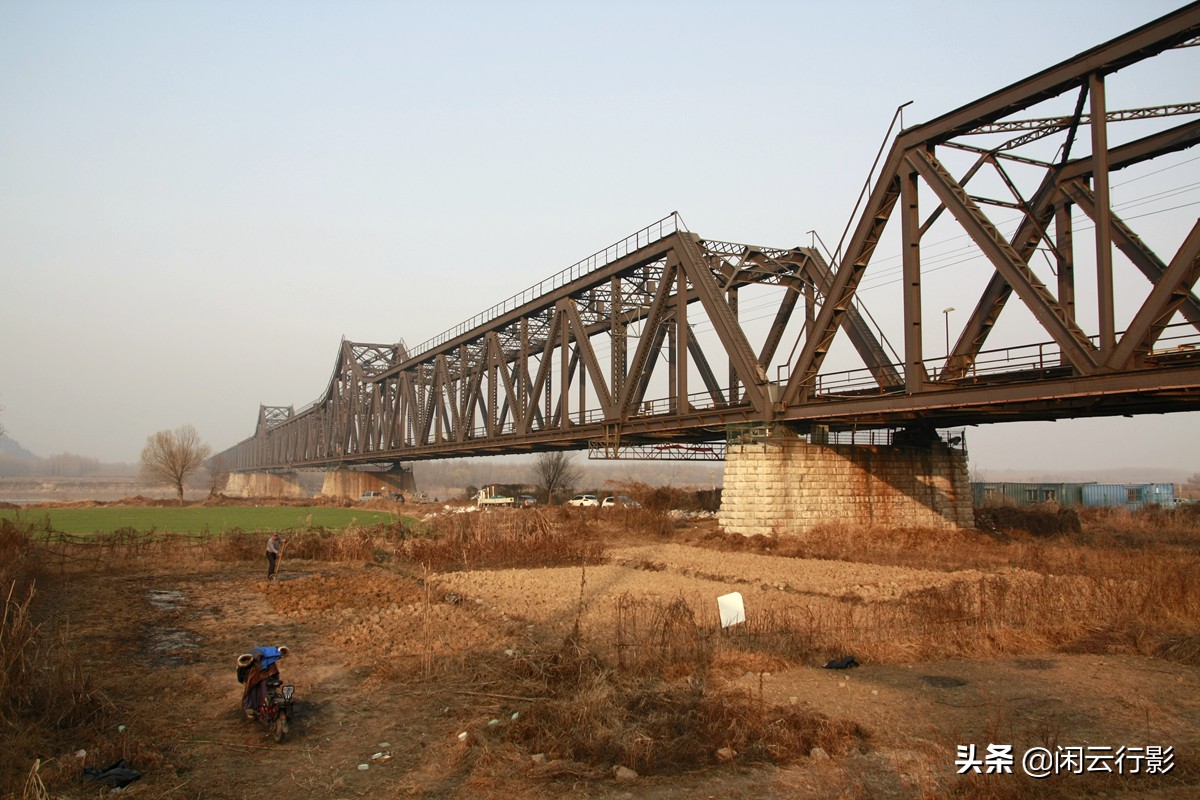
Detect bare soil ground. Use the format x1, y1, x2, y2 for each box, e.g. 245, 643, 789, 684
14, 511, 1200, 800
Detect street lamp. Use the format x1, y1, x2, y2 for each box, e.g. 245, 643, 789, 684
943, 307, 956, 358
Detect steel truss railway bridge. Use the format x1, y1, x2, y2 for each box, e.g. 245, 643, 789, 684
217, 4, 1200, 477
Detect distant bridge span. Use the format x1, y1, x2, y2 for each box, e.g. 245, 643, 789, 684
218, 3, 1200, 474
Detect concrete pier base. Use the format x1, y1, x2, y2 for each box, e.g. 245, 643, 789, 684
224, 472, 307, 499
320, 467, 416, 499
720, 435, 973, 536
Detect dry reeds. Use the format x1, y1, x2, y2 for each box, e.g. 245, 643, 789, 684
407, 510, 606, 572
607, 480, 721, 514
1, 581, 38, 712
500, 637, 866, 776
207, 523, 401, 564
615, 595, 713, 675
0, 521, 112, 799
19, 759, 48, 800
474, 589, 869, 777
975, 504, 1082, 537
686, 509, 1200, 665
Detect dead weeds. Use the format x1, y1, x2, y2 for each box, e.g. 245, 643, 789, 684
2, 504, 1199, 798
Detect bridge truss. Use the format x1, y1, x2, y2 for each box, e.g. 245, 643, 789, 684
220, 3, 1200, 472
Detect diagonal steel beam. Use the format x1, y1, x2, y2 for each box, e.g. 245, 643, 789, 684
615, 259, 678, 418
563, 300, 615, 415
908, 147, 1100, 374
524, 306, 564, 432
686, 327, 727, 407
757, 286, 799, 370
1061, 179, 1200, 330
800, 250, 903, 388
1108, 219, 1200, 369
674, 233, 768, 408
783, 162, 904, 405
630, 315, 670, 415
904, 3, 1200, 146
943, 120, 1200, 380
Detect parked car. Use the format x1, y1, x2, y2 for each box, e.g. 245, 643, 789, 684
517, 495, 538, 508
601, 495, 640, 508
360, 491, 383, 501
566, 494, 599, 507
387, 492, 405, 502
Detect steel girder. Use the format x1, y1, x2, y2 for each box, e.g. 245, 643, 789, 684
219, 4, 1200, 472
221, 226, 892, 470
780, 2, 1200, 406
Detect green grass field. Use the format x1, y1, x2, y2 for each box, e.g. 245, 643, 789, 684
0, 506, 408, 536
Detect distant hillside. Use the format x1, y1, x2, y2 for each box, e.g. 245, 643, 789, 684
0, 435, 135, 478
0, 434, 36, 460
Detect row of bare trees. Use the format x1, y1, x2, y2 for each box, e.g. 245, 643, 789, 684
18, 414, 624, 505
136, 427, 590, 505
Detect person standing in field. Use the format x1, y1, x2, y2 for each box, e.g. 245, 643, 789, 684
265, 532, 286, 580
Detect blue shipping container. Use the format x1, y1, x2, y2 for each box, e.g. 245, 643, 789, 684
973, 482, 1176, 509
972, 482, 1083, 506
1081, 483, 1175, 511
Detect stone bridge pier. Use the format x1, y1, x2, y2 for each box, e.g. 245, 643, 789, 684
319, 467, 416, 499
719, 431, 973, 536
223, 471, 308, 499
223, 466, 417, 500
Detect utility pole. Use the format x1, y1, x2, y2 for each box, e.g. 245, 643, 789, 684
943, 307, 955, 358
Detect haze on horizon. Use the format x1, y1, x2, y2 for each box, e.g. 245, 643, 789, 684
1, 0, 1197, 477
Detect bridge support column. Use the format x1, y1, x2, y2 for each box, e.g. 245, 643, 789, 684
224, 472, 307, 499
320, 467, 416, 500
720, 435, 972, 536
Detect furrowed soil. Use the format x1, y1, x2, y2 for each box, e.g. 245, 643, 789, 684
14, 510, 1200, 800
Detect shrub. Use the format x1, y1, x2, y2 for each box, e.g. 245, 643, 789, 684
0, 520, 111, 798
974, 504, 1081, 537
406, 510, 606, 572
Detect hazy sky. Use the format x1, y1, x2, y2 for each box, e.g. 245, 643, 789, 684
1, 0, 1197, 474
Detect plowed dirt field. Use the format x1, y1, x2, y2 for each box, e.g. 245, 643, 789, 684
20, 512, 1200, 799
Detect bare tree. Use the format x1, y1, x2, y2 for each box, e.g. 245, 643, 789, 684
140, 425, 211, 504
206, 453, 231, 497
531, 451, 582, 503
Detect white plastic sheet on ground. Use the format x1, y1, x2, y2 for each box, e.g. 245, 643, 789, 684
717, 591, 745, 628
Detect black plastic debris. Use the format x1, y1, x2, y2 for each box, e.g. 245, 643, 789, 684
823, 656, 860, 669
83, 759, 142, 788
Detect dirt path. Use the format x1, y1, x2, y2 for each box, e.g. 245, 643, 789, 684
31, 546, 1200, 799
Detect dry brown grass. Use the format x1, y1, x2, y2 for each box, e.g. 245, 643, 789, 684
488, 630, 867, 777
931, 702, 1200, 800
205, 521, 404, 564
406, 509, 606, 572
684, 507, 1200, 669
975, 504, 1083, 537
427, 577, 874, 778
607, 480, 721, 513
4, 503, 1198, 795
1, 520, 114, 800
504, 674, 866, 774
